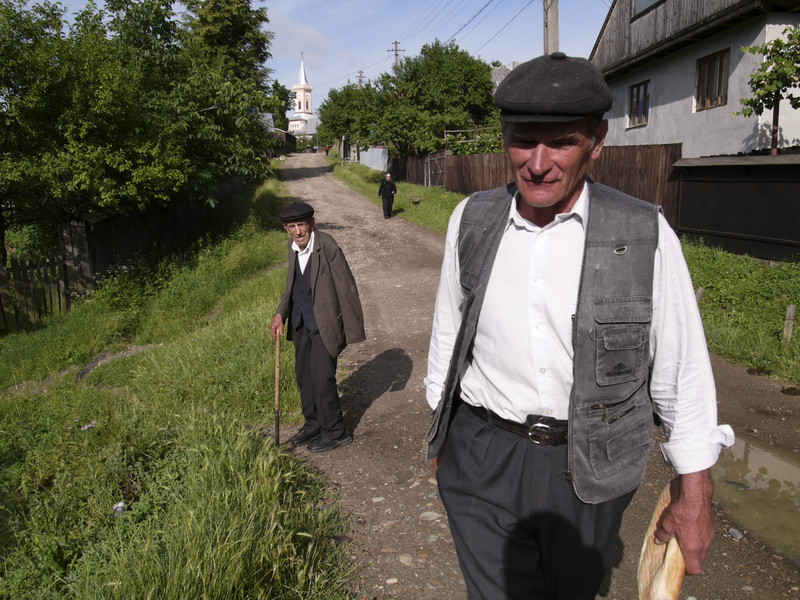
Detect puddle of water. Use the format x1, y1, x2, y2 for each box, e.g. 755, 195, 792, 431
710, 432, 800, 560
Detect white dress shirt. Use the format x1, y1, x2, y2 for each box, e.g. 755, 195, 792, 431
424, 183, 734, 474
292, 230, 315, 273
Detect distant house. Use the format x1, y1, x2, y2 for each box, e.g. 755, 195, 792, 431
591, 0, 800, 158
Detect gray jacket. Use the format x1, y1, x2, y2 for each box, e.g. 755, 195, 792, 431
427, 179, 660, 503
276, 230, 365, 358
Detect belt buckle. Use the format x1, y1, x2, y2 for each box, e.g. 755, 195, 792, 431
526, 416, 555, 444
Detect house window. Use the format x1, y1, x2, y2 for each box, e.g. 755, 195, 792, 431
696, 49, 730, 111
628, 81, 649, 127
633, 0, 663, 16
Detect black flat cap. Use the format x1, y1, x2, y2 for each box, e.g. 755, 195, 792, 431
495, 52, 613, 122
280, 202, 314, 223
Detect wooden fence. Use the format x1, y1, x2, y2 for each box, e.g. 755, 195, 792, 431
391, 144, 681, 225
0, 256, 68, 330
1, 178, 242, 333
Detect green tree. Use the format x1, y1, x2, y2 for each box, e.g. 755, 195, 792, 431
372, 40, 496, 156
738, 25, 800, 155
1, 0, 276, 258
267, 80, 293, 131
0, 0, 67, 260
317, 41, 497, 158
317, 83, 376, 147
181, 0, 272, 89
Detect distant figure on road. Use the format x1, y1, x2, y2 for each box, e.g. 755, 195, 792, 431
378, 173, 397, 219
271, 202, 365, 453
424, 52, 734, 599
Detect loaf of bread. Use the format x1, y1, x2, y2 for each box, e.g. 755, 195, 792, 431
637, 478, 686, 600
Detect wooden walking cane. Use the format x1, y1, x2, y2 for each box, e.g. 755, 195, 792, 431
274, 334, 281, 445
638, 478, 686, 600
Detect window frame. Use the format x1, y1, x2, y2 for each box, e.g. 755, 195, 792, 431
628, 80, 650, 128
695, 49, 730, 112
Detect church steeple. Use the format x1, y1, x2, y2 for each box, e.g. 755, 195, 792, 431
298, 52, 309, 86
291, 52, 313, 121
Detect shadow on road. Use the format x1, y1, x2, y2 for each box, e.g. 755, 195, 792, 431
339, 348, 414, 432
279, 164, 332, 181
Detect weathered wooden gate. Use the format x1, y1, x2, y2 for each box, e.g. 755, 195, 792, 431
424, 151, 447, 187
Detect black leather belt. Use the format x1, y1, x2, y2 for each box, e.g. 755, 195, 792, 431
464, 402, 568, 446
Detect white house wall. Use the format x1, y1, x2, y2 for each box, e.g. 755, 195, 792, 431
604, 14, 800, 157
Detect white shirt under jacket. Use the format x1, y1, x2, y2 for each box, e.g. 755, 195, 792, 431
292, 231, 315, 273
424, 183, 734, 474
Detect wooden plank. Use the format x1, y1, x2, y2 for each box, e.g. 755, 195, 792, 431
785, 304, 796, 343
0, 262, 18, 331
9, 255, 32, 328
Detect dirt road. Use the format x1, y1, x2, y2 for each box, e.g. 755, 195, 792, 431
278, 153, 800, 600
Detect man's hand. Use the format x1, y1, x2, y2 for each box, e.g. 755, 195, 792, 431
270, 314, 284, 341
655, 470, 715, 574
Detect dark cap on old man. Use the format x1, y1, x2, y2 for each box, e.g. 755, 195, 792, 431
280, 202, 314, 223
494, 52, 613, 123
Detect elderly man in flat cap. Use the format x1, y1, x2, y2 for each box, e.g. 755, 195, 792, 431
424, 53, 733, 599
270, 202, 365, 453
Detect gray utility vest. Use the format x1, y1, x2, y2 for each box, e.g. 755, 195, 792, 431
427, 180, 661, 504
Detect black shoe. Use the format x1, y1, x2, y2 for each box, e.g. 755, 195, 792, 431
307, 431, 353, 453
287, 430, 319, 448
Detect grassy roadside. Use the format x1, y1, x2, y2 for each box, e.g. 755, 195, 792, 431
329, 157, 800, 387
0, 179, 353, 599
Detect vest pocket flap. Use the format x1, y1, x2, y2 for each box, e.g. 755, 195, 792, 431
602, 325, 645, 351
593, 297, 652, 324
606, 420, 652, 462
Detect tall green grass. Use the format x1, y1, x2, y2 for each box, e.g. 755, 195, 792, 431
682, 238, 800, 384
330, 157, 800, 387
0, 179, 353, 599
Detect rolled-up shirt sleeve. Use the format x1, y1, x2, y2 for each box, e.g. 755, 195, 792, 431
650, 213, 734, 473
424, 200, 468, 411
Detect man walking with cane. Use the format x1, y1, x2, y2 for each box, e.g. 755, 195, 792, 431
271, 202, 365, 453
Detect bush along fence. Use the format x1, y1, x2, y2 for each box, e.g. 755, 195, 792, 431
1, 178, 243, 333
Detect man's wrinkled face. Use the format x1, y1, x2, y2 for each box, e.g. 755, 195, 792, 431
284, 218, 314, 250
503, 118, 607, 220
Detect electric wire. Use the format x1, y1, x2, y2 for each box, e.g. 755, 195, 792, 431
474, 0, 536, 55
446, 0, 500, 43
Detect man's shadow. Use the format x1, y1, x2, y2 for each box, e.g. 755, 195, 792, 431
338, 348, 413, 431
501, 515, 624, 598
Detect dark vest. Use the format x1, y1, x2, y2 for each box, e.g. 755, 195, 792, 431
427, 180, 660, 503
291, 256, 318, 333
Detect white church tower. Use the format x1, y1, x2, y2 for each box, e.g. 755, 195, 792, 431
288, 53, 314, 133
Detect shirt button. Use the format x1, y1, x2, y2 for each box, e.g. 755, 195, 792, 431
539, 368, 546, 374
546, 410, 553, 416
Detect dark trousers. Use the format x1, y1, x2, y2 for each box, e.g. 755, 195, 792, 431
381, 195, 394, 218
292, 325, 345, 439
437, 403, 635, 600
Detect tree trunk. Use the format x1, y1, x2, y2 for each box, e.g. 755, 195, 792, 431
771, 91, 780, 156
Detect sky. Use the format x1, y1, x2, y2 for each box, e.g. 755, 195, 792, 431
54, 0, 614, 117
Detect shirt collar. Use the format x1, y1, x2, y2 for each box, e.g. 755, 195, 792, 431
508, 180, 589, 231
292, 230, 315, 254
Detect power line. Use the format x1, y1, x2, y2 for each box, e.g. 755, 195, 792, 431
396, 0, 449, 43
400, 0, 459, 46
474, 0, 536, 55
446, 0, 500, 43
457, 0, 509, 43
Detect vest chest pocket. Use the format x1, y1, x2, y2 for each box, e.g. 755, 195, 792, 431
593, 297, 651, 386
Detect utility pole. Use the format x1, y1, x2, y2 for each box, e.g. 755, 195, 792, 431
543, 0, 559, 54
387, 41, 405, 67
357, 70, 365, 88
